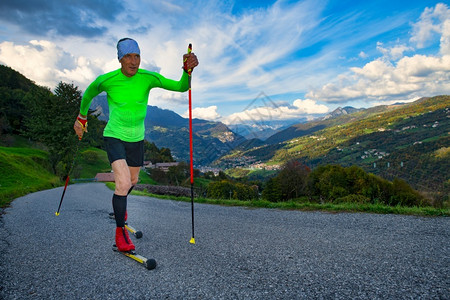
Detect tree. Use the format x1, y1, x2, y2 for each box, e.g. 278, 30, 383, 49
391, 178, 426, 206
147, 168, 168, 185
207, 179, 258, 200
167, 162, 189, 186
0, 87, 27, 135
308, 164, 350, 201
262, 177, 282, 202
361, 173, 392, 204
21, 82, 82, 178
160, 147, 174, 162
203, 171, 215, 179
207, 180, 234, 199
217, 171, 228, 180
233, 182, 258, 201
277, 160, 311, 200
144, 140, 174, 163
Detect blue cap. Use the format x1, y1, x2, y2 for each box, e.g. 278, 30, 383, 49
117, 38, 140, 61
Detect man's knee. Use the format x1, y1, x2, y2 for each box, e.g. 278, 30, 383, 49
129, 167, 140, 186
115, 177, 132, 195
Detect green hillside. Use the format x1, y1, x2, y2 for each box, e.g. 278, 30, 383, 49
281, 96, 448, 162
0, 146, 60, 206
73, 147, 111, 179
0, 144, 114, 207
217, 96, 449, 198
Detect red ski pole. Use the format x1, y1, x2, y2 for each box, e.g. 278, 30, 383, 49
186, 43, 195, 244
55, 137, 81, 216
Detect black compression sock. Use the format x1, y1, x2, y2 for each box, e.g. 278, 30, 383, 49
127, 185, 135, 195
112, 194, 127, 227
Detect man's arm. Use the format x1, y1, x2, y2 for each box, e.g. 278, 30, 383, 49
80, 79, 102, 116
74, 78, 102, 139
152, 52, 199, 92
151, 71, 190, 92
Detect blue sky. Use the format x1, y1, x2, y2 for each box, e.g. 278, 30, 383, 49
0, 0, 448, 126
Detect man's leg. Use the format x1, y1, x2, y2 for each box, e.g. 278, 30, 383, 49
112, 159, 131, 226
129, 166, 140, 191
123, 166, 140, 222
112, 159, 133, 195
109, 166, 138, 221
106, 138, 143, 252
111, 159, 135, 251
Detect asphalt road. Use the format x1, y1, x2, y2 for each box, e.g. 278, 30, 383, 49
0, 183, 448, 299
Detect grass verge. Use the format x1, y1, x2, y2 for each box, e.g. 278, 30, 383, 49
104, 183, 449, 217
0, 146, 60, 207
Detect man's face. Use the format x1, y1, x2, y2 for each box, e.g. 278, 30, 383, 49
120, 53, 140, 77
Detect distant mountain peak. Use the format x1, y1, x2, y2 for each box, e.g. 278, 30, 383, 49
322, 106, 362, 120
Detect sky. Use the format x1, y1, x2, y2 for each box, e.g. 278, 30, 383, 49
0, 0, 449, 127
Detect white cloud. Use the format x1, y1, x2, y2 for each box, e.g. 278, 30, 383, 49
371, 97, 420, 107
410, 3, 450, 54
183, 105, 221, 121
292, 99, 329, 114
0, 40, 102, 89
307, 3, 450, 103
376, 42, 413, 60
440, 18, 450, 55
222, 98, 328, 125
149, 89, 188, 111
0, 0, 331, 115
396, 54, 450, 77
307, 54, 450, 102
359, 51, 369, 59
1, 1, 448, 121
184, 0, 324, 93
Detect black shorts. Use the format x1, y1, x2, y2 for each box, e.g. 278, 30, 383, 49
104, 137, 144, 167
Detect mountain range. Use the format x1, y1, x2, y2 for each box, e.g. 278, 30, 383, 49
227, 120, 300, 141
216, 95, 449, 196
91, 95, 247, 165
92, 94, 373, 162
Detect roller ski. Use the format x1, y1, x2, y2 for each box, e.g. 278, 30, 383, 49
113, 227, 157, 270
112, 245, 157, 270
109, 212, 143, 239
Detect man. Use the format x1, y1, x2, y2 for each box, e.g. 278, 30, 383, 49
74, 38, 198, 252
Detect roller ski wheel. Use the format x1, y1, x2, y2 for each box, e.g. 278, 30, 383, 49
113, 244, 157, 270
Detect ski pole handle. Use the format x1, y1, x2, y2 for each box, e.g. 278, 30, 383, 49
184, 43, 193, 75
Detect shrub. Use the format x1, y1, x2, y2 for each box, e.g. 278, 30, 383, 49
335, 194, 370, 204
82, 149, 99, 163
307, 164, 427, 207
207, 180, 258, 200
391, 178, 426, 206
262, 177, 282, 202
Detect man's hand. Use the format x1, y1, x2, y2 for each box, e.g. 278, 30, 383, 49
183, 52, 199, 73
74, 114, 88, 140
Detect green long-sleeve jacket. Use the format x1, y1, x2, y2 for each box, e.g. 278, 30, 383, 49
80, 69, 189, 142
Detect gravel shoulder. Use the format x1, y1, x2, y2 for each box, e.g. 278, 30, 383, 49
0, 183, 449, 299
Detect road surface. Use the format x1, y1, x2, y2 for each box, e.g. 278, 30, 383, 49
0, 183, 448, 299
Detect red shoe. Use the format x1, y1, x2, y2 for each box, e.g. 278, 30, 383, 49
115, 227, 135, 252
